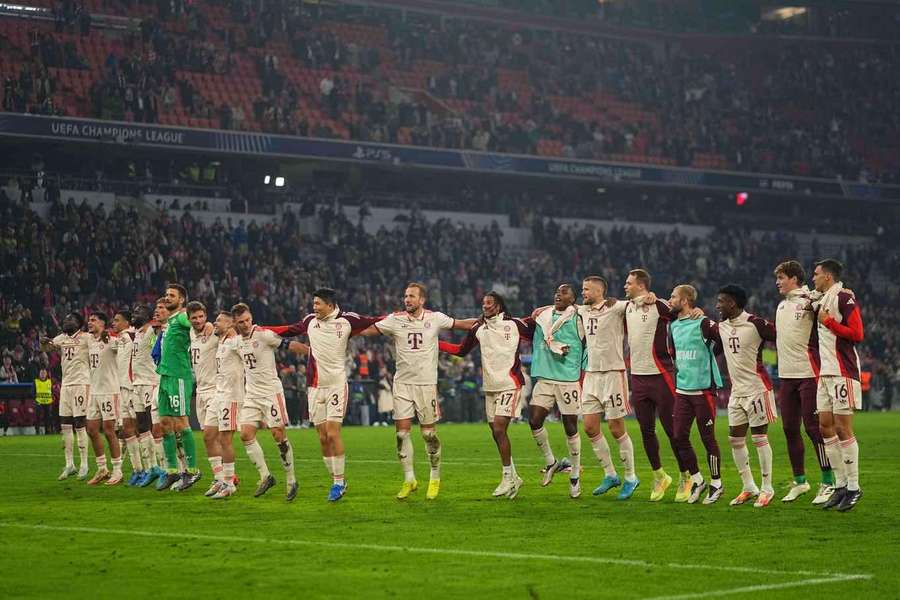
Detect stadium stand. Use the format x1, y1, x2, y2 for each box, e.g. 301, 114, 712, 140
1, 1, 898, 181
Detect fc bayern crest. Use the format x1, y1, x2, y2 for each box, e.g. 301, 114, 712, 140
425, 322, 431, 328
504, 325, 511, 332
253, 341, 259, 348
642, 305, 649, 313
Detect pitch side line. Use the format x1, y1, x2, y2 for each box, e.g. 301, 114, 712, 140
0, 523, 871, 584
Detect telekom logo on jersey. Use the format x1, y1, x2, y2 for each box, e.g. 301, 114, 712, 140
407, 332, 424, 349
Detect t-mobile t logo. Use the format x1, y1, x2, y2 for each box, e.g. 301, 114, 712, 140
728, 337, 740, 353
586, 318, 598, 335
407, 332, 424, 349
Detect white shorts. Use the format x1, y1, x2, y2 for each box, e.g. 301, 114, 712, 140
309, 384, 349, 425
214, 392, 241, 432
119, 388, 139, 420
485, 389, 520, 421
196, 391, 216, 428
582, 370, 630, 420
133, 384, 159, 425
817, 375, 861, 415
727, 390, 777, 428
240, 392, 288, 429
87, 393, 120, 423
531, 379, 582, 416
392, 383, 440, 425
59, 384, 89, 418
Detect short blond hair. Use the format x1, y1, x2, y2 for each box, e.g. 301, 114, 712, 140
674, 284, 697, 307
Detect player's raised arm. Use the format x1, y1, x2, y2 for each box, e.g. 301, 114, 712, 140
438, 326, 479, 356
451, 318, 478, 331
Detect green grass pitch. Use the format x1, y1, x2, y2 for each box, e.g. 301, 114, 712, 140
1, 413, 897, 599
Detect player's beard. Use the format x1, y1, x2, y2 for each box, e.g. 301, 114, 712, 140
166, 300, 180, 312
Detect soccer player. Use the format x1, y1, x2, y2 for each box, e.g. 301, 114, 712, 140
232, 303, 298, 501
41, 312, 91, 480
358, 282, 475, 500
208, 310, 245, 499
668, 285, 725, 504
439, 291, 533, 499
812, 259, 864, 511
623, 269, 690, 501
187, 302, 220, 490
154, 284, 202, 492
110, 310, 143, 484
267, 288, 380, 502
529, 284, 586, 499
85, 312, 124, 485
577, 276, 639, 501
772, 260, 835, 504
131, 304, 166, 486
711, 285, 778, 508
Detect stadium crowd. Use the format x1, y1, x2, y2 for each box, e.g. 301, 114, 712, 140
0, 172, 897, 432
1, 1, 898, 181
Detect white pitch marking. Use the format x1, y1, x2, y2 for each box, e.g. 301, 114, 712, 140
0, 522, 871, 584
641, 574, 871, 600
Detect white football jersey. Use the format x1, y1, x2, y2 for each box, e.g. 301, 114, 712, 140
113, 328, 135, 389
579, 301, 627, 372
190, 327, 218, 393
131, 326, 160, 386
215, 335, 245, 401
238, 326, 282, 398
775, 288, 819, 379
375, 310, 455, 385
52, 331, 91, 386
714, 311, 776, 397
88, 334, 120, 395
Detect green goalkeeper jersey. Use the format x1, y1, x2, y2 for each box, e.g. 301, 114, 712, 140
156, 311, 194, 380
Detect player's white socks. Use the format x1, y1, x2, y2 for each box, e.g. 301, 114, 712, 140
422, 429, 441, 480
823, 436, 846, 488
729, 436, 757, 492
278, 440, 296, 485
153, 437, 166, 468
323, 455, 334, 475
223, 462, 235, 484
244, 439, 271, 478
175, 435, 186, 472
751, 434, 773, 492
75, 427, 89, 466
615, 432, 636, 481
209, 456, 224, 481
839, 436, 860, 491
125, 436, 142, 472
333, 454, 345, 484
111, 456, 123, 476
589, 433, 616, 476
531, 427, 556, 467
566, 434, 581, 480
138, 432, 153, 469
61, 424, 75, 468
96, 455, 108, 471
396, 430, 415, 482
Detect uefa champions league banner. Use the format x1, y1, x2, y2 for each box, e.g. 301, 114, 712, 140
0, 112, 896, 200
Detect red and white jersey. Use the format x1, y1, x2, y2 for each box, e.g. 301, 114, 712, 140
775, 287, 819, 379
580, 301, 628, 372
113, 328, 135, 389
52, 331, 91, 386
268, 307, 382, 388
709, 311, 776, 397
190, 327, 218, 393
375, 310, 455, 385
625, 298, 675, 375
816, 284, 864, 380
131, 326, 160, 386
238, 326, 282, 398
215, 335, 244, 401
446, 313, 534, 392
88, 334, 120, 395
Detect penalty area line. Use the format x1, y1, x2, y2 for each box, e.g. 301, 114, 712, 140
640, 573, 872, 600
0, 522, 871, 584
